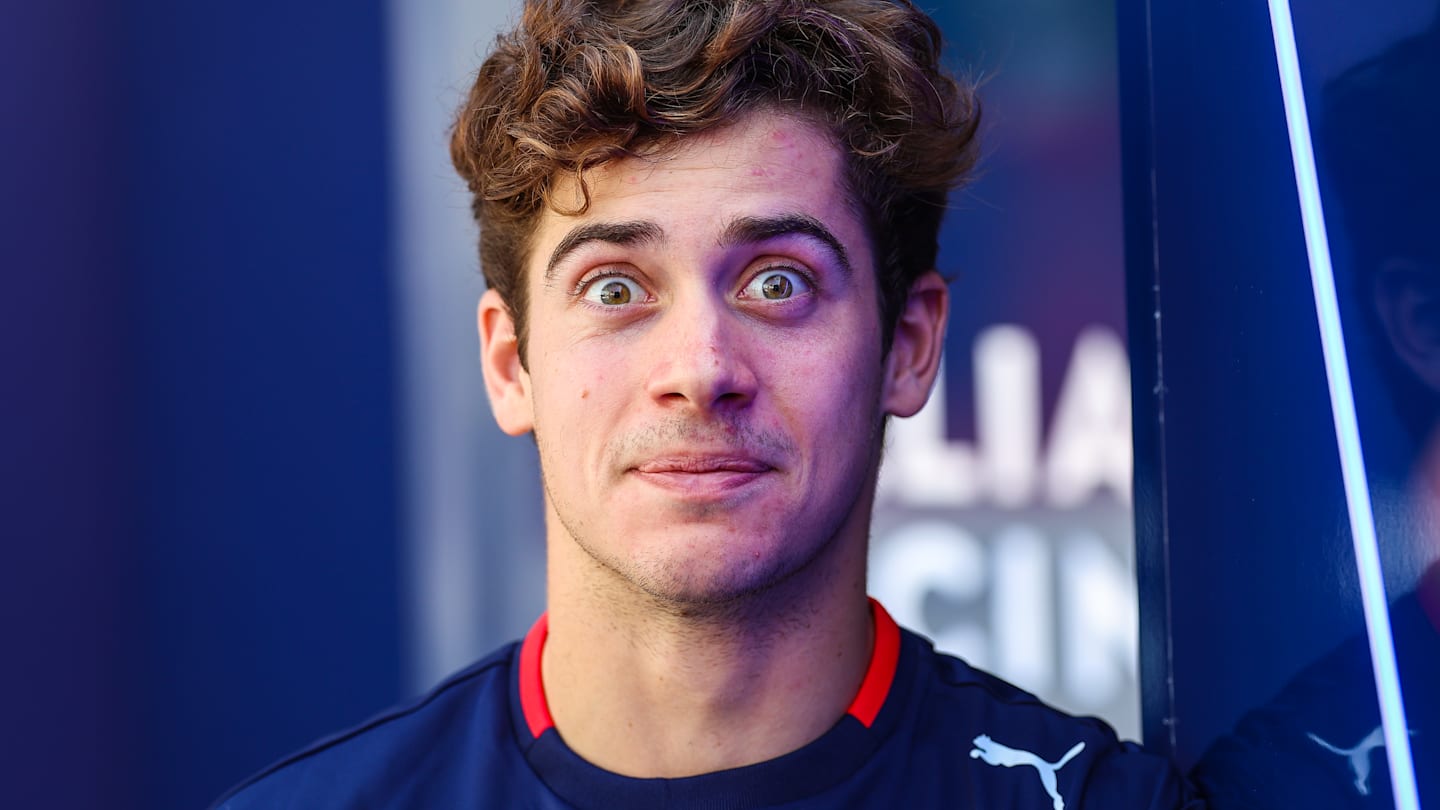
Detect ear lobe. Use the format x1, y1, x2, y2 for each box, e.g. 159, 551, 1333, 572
882, 270, 949, 417
478, 289, 535, 436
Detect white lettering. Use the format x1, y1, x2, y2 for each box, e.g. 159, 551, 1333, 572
879, 325, 1130, 509
978, 326, 1041, 507
1044, 329, 1133, 507
1059, 532, 1137, 708
991, 525, 1053, 693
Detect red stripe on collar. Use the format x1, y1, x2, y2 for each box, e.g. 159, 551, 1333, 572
515, 598, 901, 738
519, 613, 554, 738
846, 599, 900, 728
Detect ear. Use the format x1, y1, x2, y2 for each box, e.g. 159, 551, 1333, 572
882, 270, 949, 417
478, 289, 535, 435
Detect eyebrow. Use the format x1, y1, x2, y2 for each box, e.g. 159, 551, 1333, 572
544, 220, 663, 283
720, 214, 853, 278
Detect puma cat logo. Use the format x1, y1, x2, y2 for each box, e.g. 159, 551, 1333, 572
970, 734, 1086, 810
1307, 725, 1415, 797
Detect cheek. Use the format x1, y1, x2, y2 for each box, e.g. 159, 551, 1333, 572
535, 338, 608, 397
765, 328, 880, 425
531, 346, 630, 439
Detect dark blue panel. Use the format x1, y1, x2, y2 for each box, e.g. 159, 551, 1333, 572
0, 4, 136, 810
119, 2, 403, 808
1124, 0, 1440, 805
1119, 0, 1379, 788
1116, 0, 1171, 755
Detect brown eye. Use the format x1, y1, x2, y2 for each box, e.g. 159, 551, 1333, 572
761, 273, 793, 300
583, 276, 643, 306
599, 281, 631, 305
744, 269, 810, 301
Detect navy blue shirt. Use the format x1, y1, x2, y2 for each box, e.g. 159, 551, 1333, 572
1193, 572, 1440, 809
214, 603, 1197, 809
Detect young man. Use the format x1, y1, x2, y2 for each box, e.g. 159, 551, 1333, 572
214, 1, 1196, 807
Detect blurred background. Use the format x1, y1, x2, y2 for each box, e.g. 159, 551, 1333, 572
1, 1, 1141, 808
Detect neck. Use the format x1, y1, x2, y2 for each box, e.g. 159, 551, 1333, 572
539, 524, 874, 777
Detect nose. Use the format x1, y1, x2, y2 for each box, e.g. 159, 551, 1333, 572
644, 297, 757, 413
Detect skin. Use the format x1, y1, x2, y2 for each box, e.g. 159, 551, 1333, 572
478, 111, 949, 777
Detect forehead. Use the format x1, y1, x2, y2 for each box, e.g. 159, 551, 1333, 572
529, 112, 869, 271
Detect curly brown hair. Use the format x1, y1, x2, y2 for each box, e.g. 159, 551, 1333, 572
451, 0, 980, 362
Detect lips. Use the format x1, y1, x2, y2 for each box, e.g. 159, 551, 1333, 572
633, 456, 771, 474
630, 455, 774, 498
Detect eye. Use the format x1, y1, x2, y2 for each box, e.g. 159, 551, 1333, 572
743, 268, 812, 301
581, 275, 645, 306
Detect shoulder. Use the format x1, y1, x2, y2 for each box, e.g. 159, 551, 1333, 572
907, 631, 1122, 749
210, 643, 521, 810
1192, 594, 1438, 808
901, 631, 1201, 809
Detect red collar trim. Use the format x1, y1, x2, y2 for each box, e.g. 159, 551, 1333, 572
516, 598, 901, 738
848, 599, 900, 727
518, 612, 554, 738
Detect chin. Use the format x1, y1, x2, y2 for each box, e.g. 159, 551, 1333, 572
619, 534, 832, 615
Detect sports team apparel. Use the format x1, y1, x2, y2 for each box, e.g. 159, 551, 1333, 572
1192, 562, 1440, 809
213, 601, 1199, 809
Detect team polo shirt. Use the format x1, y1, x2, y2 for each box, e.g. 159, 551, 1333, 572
1192, 564, 1440, 808
213, 602, 1197, 809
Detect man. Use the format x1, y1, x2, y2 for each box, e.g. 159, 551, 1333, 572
213, 0, 1195, 807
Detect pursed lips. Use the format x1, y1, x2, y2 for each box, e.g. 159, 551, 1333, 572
629, 455, 775, 497
633, 456, 772, 474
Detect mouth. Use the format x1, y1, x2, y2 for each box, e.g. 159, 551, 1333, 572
630, 455, 774, 498
634, 456, 772, 474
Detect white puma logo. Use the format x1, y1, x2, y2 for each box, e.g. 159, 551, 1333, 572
970, 734, 1086, 810
1307, 725, 1414, 797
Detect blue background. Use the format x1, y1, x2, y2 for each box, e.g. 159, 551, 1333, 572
2, 2, 403, 808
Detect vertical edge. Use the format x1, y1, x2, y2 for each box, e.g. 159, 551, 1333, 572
1116, 0, 1176, 757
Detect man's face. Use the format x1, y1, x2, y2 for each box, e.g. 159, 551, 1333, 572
482, 112, 936, 606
